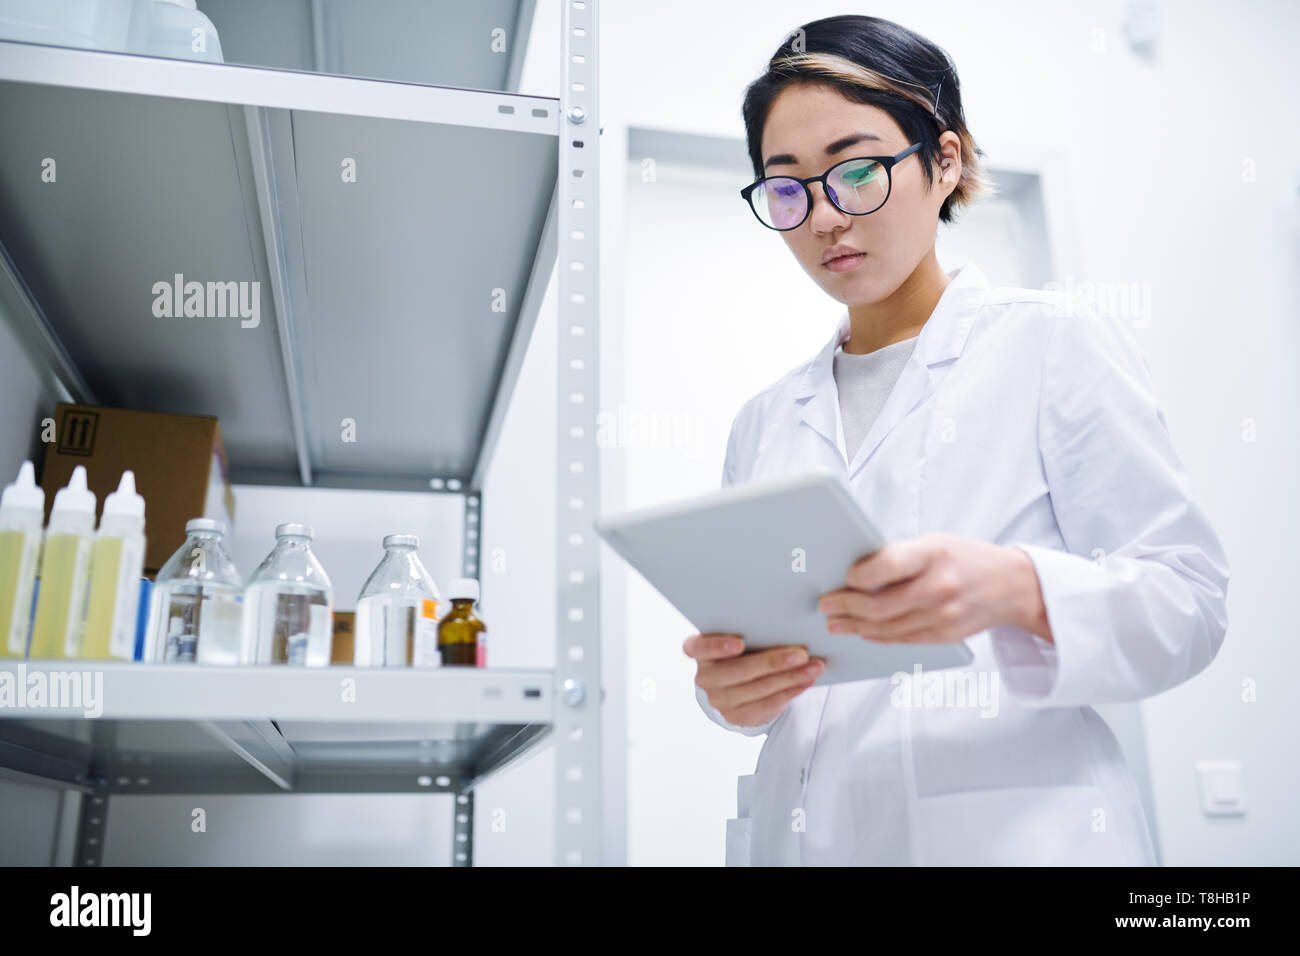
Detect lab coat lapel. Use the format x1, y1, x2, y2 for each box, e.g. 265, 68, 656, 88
795, 261, 989, 481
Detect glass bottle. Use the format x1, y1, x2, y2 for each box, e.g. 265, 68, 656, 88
147, 518, 243, 664
354, 534, 442, 667
438, 577, 485, 667
241, 523, 334, 666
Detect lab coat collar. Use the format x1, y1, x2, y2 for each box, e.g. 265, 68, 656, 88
795, 260, 990, 476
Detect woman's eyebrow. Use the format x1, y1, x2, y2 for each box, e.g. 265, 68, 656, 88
764, 132, 884, 170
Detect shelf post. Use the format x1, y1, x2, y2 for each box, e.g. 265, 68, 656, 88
73, 781, 110, 867
556, 0, 602, 866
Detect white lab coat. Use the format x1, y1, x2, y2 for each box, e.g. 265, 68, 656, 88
698, 260, 1230, 866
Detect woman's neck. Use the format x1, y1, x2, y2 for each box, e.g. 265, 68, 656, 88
843, 250, 951, 355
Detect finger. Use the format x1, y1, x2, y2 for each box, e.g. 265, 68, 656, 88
825, 613, 943, 642
710, 657, 826, 710
725, 676, 818, 727
682, 633, 745, 661
846, 538, 935, 592
820, 574, 927, 624
700, 644, 811, 690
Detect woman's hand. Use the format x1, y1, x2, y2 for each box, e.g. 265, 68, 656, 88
817, 532, 1052, 644
684, 633, 825, 728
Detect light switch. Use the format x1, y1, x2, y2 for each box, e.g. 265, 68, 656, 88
1195, 760, 1246, 817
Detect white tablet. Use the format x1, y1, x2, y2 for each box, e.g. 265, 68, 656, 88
594, 471, 974, 685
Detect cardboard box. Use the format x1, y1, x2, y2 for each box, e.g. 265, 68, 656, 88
331, 611, 355, 664
41, 403, 236, 574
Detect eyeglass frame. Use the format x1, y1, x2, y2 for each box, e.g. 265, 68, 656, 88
739, 141, 924, 231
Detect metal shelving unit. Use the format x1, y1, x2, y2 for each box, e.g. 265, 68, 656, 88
0, 0, 602, 866
0, 663, 552, 865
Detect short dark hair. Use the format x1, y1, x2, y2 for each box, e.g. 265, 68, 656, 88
742, 15, 992, 224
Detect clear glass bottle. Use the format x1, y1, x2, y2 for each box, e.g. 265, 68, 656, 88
147, 518, 243, 664
241, 523, 333, 666
438, 577, 485, 668
354, 534, 442, 668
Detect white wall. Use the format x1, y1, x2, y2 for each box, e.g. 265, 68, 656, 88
581, 0, 1299, 865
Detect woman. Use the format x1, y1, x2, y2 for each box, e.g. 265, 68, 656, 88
683, 15, 1230, 866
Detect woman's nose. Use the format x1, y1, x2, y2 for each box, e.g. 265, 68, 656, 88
808, 181, 849, 230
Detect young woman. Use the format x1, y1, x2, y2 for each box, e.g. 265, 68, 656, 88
683, 15, 1230, 866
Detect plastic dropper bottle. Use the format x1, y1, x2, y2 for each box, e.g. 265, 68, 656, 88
0, 462, 45, 658
29, 465, 97, 659
81, 471, 146, 660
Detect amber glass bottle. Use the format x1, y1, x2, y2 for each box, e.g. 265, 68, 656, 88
438, 577, 485, 667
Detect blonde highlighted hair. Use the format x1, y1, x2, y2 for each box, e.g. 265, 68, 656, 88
743, 17, 994, 223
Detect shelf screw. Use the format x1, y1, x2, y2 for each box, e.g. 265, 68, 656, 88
568, 106, 587, 125
563, 677, 586, 706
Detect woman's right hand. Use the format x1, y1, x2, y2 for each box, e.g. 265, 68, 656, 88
683, 633, 825, 728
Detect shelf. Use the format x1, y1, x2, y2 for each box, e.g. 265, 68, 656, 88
198, 0, 536, 93
0, 39, 561, 491
0, 661, 553, 794
0, 0, 600, 867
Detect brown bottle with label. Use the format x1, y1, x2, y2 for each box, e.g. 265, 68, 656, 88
438, 577, 485, 667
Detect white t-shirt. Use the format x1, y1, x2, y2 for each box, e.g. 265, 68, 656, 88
832, 334, 919, 461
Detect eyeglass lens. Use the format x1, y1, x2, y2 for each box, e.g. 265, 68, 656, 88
751, 158, 890, 229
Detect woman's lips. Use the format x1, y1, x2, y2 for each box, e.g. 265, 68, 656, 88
823, 252, 866, 273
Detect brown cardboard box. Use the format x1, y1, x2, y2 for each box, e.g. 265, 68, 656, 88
331, 611, 355, 664
41, 403, 236, 574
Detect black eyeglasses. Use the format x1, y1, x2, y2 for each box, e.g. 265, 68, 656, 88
740, 142, 923, 231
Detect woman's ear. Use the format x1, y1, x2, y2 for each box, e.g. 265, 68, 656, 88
938, 130, 963, 189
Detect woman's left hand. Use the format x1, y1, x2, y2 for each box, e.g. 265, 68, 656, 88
817, 532, 1048, 644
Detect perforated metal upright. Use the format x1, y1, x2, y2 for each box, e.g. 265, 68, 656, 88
554, 0, 601, 867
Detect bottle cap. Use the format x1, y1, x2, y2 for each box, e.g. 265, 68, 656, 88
102, 470, 145, 520
275, 522, 313, 539
0, 461, 44, 512
51, 465, 96, 516
447, 577, 479, 601
186, 517, 226, 535
383, 533, 419, 548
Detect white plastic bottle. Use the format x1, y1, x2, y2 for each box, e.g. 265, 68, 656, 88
127, 0, 225, 63
0, 462, 45, 658
29, 465, 97, 659
81, 471, 146, 660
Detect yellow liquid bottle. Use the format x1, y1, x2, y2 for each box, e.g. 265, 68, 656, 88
0, 462, 45, 658
81, 471, 146, 660
438, 578, 485, 668
29, 465, 96, 659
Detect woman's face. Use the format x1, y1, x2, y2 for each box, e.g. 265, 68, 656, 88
758, 82, 959, 306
